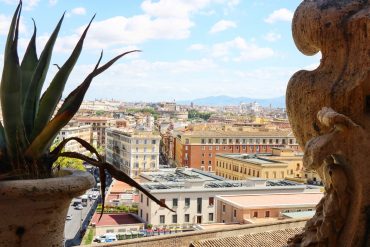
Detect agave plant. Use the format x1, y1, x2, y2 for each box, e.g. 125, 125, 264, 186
0, 2, 173, 214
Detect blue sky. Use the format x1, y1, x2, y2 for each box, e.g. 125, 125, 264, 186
0, 0, 320, 102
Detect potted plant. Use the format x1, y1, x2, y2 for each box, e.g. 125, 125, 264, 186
0, 2, 172, 246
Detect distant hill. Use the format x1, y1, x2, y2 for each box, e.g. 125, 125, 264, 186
178, 95, 286, 108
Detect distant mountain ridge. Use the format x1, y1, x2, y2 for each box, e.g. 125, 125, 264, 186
178, 95, 286, 108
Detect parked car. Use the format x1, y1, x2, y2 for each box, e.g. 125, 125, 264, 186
72, 201, 81, 207
93, 233, 117, 243
66, 215, 72, 220
74, 205, 83, 210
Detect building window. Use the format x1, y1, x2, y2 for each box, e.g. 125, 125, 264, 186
209, 146, 213, 150
233, 209, 237, 218
202, 153, 205, 157
185, 146, 188, 150
185, 198, 190, 207
208, 139, 213, 144
147, 198, 149, 206
184, 214, 190, 222
253, 211, 258, 217
160, 215, 165, 224
216, 146, 219, 150
144, 139, 147, 144
222, 204, 226, 213
209, 153, 212, 157
209, 213, 214, 222
140, 194, 143, 203
185, 139, 189, 144
160, 199, 165, 207
223, 146, 227, 150
201, 160, 205, 165
202, 146, 206, 150
242, 145, 246, 150
208, 161, 212, 165
197, 198, 202, 213
215, 139, 219, 144
201, 139, 205, 144
172, 214, 178, 224
146, 213, 148, 222
173, 198, 178, 207
208, 166, 212, 171
209, 197, 214, 206
152, 140, 156, 144
265, 211, 270, 217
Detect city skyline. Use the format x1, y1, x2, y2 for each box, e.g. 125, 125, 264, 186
0, 0, 320, 102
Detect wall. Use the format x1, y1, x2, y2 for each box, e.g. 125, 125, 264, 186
87, 218, 308, 247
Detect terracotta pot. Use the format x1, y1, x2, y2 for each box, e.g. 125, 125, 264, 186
0, 169, 95, 247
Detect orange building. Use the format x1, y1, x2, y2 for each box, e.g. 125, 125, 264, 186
216, 193, 323, 224
174, 130, 299, 171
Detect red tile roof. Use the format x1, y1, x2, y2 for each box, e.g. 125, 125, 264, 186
91, 213, 143, 227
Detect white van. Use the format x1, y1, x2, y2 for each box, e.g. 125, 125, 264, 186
94, 233, 117, 243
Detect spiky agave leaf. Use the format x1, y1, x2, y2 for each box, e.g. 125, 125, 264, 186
20, 19, 38, 106
25, 50, 140, 160
23, 13, 64, 138
31, 15, 96, 140
0, 2, 28, 163
50, 137, 175, 216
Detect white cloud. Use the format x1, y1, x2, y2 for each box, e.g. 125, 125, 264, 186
71, 7, 86, 16
264, 31, 281, 42
49, 0, 58, 6
212, 37, 274, 61
0, 0, 40, 10
209, 20, 236, 34
0, 14, 27, 36
140, 0, 212, 18
188, 44, 206, 51
264, 8, 293, 24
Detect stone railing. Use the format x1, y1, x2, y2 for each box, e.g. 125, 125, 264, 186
85, 218, 308, 247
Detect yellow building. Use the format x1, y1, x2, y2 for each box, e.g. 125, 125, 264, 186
106, 128, 161, 178
215, 148, 304, 180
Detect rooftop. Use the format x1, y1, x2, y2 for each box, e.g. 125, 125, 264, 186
178, 130, 295, 138
90, 213, 144, 227
139, 168, 316, 193
216, 153, 286, 167
216, 192, 323, 209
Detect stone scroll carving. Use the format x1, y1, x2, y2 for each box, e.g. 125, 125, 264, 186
286, 1, 369, 246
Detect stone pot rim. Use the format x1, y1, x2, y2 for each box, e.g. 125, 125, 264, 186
0, 168, 95, 199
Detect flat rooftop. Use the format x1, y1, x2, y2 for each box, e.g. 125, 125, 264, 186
216, 193, 323, 209
91, 213, 144, 227
216, 154, 286, 167
139, 168, 316, 193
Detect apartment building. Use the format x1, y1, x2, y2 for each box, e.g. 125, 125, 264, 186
75, 117, 114, 147
216, 192, 323, 224
215, 148, 303, 180
55, 122, 92, 155
105, 128, 161, 178
174, 129, 299, 171
137, 168, 319, 228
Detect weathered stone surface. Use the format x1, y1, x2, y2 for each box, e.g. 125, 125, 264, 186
0, 169, 95, 247
286, 0, 370, 246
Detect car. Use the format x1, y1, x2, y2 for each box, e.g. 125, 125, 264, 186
66, 215, 72, 220
72, 201, 81, 207
74, 205, 83, 210
91, 194, 98, 200
93, 233, 117, 243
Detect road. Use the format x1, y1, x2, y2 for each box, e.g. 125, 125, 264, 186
64, 191, 98, 247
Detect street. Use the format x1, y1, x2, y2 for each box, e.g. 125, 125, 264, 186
64, 191, 97, 247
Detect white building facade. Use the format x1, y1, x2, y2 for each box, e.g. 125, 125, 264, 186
138, 169, 320, 227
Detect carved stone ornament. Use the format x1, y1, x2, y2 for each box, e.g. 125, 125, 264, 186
286, 0, 370, 246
